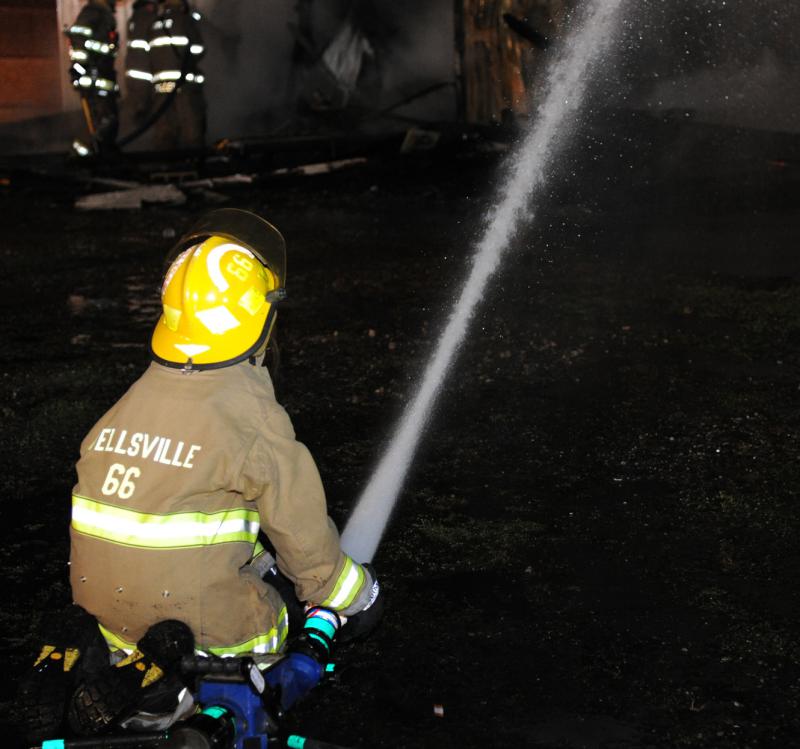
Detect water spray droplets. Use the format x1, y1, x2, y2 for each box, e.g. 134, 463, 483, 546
341, 0, 628, 563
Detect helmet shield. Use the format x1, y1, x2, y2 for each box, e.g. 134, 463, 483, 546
165, 208, 286, 286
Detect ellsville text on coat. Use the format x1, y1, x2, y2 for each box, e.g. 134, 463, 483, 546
91, 428, 202, 469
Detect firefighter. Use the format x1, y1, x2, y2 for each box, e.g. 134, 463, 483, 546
149, 0, 207, 150
123, 0, 158, 128
34, 209, 380, 734
66, 0, 120, 154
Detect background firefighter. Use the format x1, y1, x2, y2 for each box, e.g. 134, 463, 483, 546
123, 0, 158, 130
148, 0, 207, 150
66, 0, 119, 154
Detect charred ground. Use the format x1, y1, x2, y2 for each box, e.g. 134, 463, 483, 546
1, 112, 799, 747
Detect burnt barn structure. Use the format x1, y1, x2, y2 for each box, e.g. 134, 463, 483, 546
0, 0, 575, 152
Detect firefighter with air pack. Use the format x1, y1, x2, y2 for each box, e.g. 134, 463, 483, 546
66, 0, 119, 154
149, 0, 207, 150
124, 0, 158, 129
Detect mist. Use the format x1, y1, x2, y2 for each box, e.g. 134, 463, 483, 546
611, 0, 800, 133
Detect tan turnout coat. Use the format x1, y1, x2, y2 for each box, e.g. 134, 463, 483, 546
70, 361, 366, 654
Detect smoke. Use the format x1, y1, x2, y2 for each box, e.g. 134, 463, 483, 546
4, 0, 800, 153
192, 0, 296, 139
191, 0, 800, 138
360, 0, 456, 123
643, 48, 800, 133
610, 0, 800, 133
191, 0, 455, 140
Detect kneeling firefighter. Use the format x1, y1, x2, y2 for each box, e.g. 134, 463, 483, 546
17, 209, 382, 742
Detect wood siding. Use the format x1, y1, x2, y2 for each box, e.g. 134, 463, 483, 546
458, 0, 569, 125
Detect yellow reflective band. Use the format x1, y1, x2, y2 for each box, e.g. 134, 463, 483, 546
206, 608, 288, 656
126, 69, 153, 82
321, 555, 365, 610
251, 539, 267, 561
150, 35, 188, 48
85, 39, 114, 55
72, 494, 260, 549
154, 69, 182, 82
99, 623, 136, 653
277, 605, 289, 646
100, 608, 288, 658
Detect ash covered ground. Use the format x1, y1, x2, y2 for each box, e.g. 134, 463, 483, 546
1, 112, 800, 748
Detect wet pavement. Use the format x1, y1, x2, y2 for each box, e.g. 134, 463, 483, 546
1, 111, 800, 747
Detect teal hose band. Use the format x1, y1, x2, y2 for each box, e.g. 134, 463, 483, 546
42, 741, 66, 749
287, 736, 307, 748
305, 617, 337, 641
202, 705, 228, 719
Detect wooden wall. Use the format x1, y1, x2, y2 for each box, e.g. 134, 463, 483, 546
457, 0, 569, 125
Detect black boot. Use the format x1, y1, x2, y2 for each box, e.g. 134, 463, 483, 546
16, 604, 108, 744
68, 619, 194, 736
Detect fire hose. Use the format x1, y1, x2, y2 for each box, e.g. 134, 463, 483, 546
34, 653, 351, 749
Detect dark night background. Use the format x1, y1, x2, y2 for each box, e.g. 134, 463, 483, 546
1, 0, 800, 747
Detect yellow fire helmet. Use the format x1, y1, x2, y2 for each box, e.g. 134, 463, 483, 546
151, 208, 287, 370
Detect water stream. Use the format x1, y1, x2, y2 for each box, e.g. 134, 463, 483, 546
341, 0, 627, 563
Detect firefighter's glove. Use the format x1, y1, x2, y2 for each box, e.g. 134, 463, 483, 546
266, 607, 340, 712
338, 564, 384, 644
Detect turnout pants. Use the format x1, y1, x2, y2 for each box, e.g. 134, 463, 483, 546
153, 86, 206, 151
